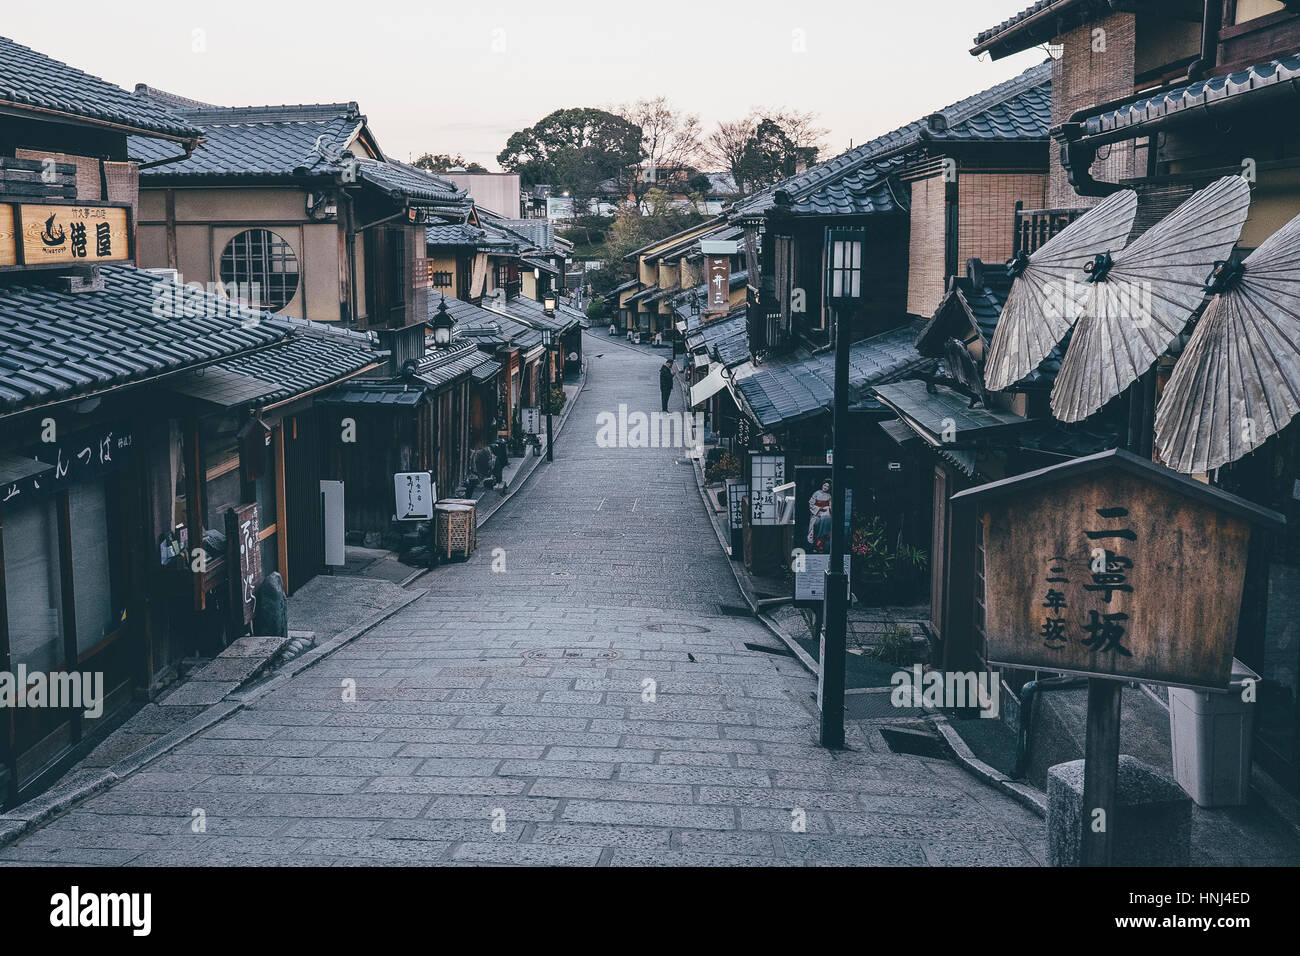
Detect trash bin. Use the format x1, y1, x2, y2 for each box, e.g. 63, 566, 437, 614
1168, 658, 1259, 807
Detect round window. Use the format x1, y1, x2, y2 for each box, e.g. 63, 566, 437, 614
219, 228, 300, 312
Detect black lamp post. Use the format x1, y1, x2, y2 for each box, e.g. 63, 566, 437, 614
431, 295, 455, 347
820, 226, 865, 749
541, 327, 555, 462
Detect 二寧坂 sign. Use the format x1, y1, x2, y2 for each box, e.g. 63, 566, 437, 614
951, 449, 1284, 691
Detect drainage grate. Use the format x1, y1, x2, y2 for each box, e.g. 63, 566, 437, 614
844, 692, 923, 721
551, 571, 573, 578
570, 531, 626, 539
878, 725, 948, 759
644, 622, 711, 634
743, 641, 794, 657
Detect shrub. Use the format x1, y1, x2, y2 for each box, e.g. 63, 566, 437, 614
705, 451, 742, 483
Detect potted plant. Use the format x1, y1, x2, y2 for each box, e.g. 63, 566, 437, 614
705, 451, 741, 484
850, 515, 894, 606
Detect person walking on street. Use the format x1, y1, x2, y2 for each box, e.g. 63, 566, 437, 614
660, 358, 674, 412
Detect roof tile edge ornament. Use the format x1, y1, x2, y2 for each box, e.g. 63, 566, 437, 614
1155, 208, 1300, 474
984, 189, 1138, 392
1051, 175, 1252, 424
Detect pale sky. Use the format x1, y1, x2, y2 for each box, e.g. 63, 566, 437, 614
8, 0, 1046, 170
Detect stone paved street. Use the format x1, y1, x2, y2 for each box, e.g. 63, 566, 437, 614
0, 333, 1046, 866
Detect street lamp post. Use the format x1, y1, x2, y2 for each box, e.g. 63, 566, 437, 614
820, 227, 865, 749
541, 311, 556, 462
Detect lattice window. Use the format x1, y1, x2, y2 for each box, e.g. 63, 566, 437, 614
219, 229, 299, 311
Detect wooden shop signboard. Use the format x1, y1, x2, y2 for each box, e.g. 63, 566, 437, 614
950, 449, 1283, 692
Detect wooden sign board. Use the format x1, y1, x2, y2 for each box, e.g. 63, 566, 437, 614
0, 203, 130, 266
704, 255, 731, 313
226, 503, 263, 627
953, 449, 1284, 691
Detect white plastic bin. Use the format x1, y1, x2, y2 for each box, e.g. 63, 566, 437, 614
1168, 658, 1259, 807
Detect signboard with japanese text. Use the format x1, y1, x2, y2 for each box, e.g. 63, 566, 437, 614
229, 503, 263, 627
748, 453, 786, 526
957, 451, 1281, 691
705, 255, 731, 313
394, 471, 435, 521
1, 203, 131, 267
726, 478, 746, 531
521, 407, 541, 435
3, 425, 134, 508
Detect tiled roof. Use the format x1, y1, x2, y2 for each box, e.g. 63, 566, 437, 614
733, 322, 928, 430
873, 379, 1026, 442
688, 310, 750, 368
776, 156, 909, 217
0, 36, 200, 140
426, 223, 516, 249
129, 99, 468, 208
355, 158, 467, 208
129, 102, 364, 175
972, 1, 1095, 53
500, 294, 579, 334
214, 318, 380, 404
734, 62, 1051, 218
0, 266, 284, 417
440, 295, 543, 351
674, 271, 749, 328
415, 340, 491, 390
318, 383, 424, 407
1081, 54, 1300, 141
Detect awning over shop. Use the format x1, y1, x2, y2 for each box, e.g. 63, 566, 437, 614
690, 364, 729, 407
0, 453, 54, 486
872, 379, 1026, 445
878, 419, 921, 446
319, 384, 425, 407
166, 367, 278, 408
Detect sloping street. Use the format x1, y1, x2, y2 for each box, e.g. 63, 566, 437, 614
1, 334, 1045, 866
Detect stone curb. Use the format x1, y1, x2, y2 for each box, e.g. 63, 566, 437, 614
0, 587, 429, 849
925, 708, 1048, 818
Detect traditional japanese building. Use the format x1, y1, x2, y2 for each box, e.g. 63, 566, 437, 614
0, 37, 383, 806
973, 0, 1300, 790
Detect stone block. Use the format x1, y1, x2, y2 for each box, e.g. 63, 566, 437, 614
1047, 755, 1190, 866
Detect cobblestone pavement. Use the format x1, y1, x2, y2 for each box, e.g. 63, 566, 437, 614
1, 334, 1045, 866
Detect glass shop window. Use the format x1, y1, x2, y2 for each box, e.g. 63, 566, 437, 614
3, 496, 63, 672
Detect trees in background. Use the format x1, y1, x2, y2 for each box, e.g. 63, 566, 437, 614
703, 108, 827, 195
497, 107, 644, 209
613, 97, 702, 204
413, 152, 488, 174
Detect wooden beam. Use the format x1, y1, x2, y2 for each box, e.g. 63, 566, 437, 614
274, 423, 289, 589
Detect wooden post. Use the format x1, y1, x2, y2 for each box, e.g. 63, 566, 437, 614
1080, 678, 1122, 866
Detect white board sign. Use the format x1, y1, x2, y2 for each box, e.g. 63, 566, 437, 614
320, 480, 345, 566
794, 553, 851, 604
749, 454, 787, 526
394, 471, 435, 521
521, 407, 542, 435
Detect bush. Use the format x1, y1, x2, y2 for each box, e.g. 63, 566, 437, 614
586, 298, 607, 322
705, 451, 742, 483
544, 384, 566, 415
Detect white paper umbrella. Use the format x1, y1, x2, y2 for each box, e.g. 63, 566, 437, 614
984, 190, 1138, 392
1155, 209, 1300, 473
1051, 175, 1252, 423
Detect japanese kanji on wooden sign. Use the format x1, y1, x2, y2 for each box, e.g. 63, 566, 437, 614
951, 449, 1284, 691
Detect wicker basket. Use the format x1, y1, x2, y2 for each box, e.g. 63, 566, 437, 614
439, 498, 477, 552
435, 503, 474, 559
